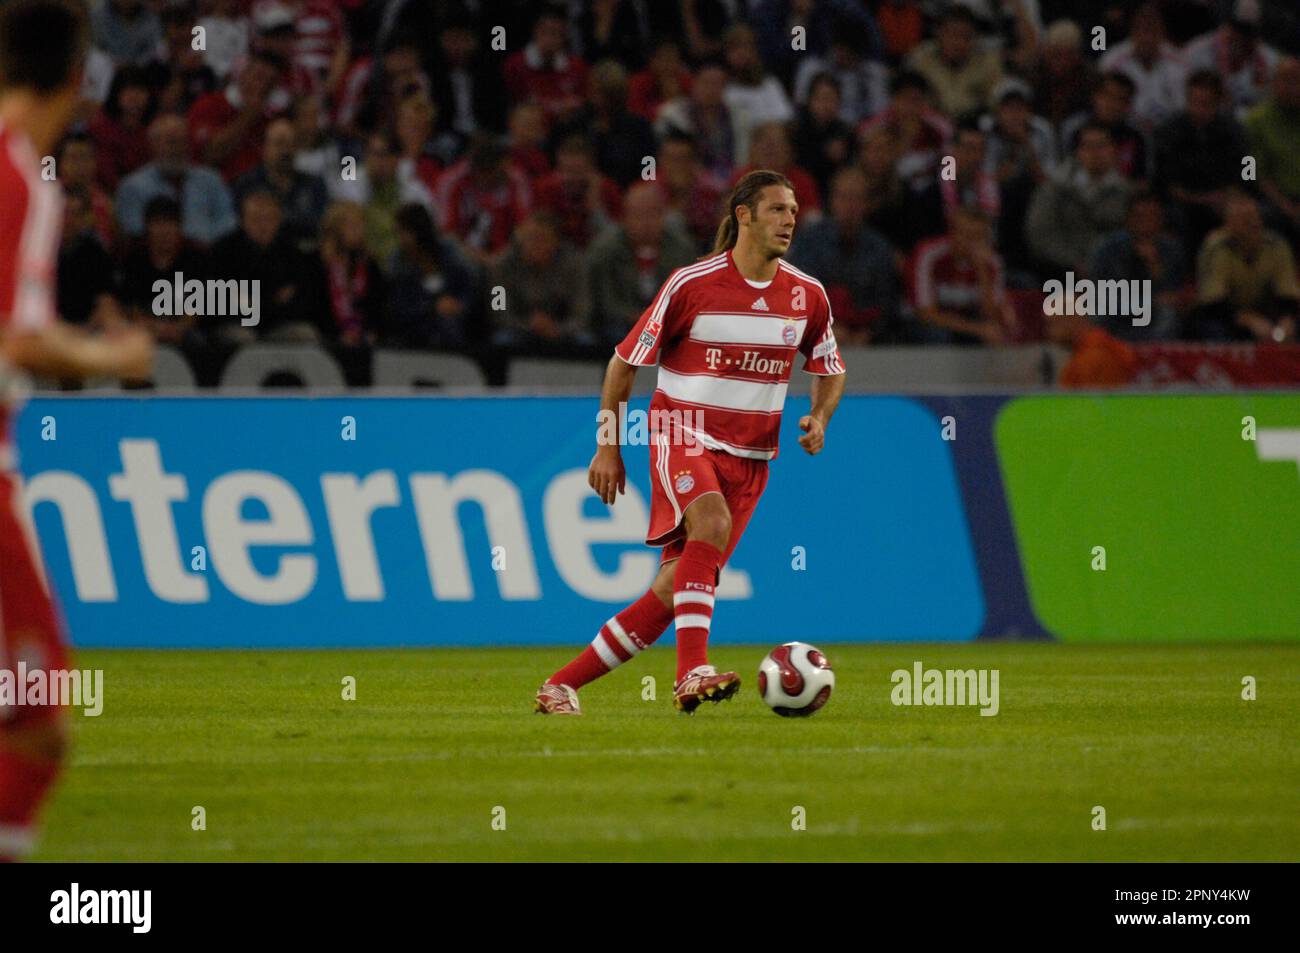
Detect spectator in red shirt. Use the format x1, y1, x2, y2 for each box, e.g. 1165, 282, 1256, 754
437, 135, 532, 265
629, 38, 692, 121
910, 205, 1015, 346
252, 0, 351, 97
860, 70, 951, 190
242, 6, 318, 104
503, 5, 589, 126
534, 134, 623, 249
654, 130, 728, 253
507, 103, 552, 184
732, 121, 822, 215
88, 64, 154, 191
875, 0, 926, 65
189, 49, 288, 181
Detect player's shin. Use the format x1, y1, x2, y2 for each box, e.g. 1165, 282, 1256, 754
672, 540, 723, 681
546, 588, 673, 690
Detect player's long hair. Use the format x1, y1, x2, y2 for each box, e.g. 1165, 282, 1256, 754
709, 169, 795, 257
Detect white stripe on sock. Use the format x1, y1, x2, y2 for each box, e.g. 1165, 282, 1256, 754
0, 823, 35, 856
591, 634, 621, 669
604, 617, 640, 656
675, 613, 713, 631
673, 591, 715, 608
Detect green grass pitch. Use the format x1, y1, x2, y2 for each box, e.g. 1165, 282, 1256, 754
33, 643, 1299, 862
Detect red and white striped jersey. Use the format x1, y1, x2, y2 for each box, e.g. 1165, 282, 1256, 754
0, 120, 61, 470
252, 0, 345, 89
910, 236, 1005, 317
615, 250, 845, 461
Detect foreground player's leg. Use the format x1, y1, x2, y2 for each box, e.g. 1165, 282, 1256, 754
0, 718, 66, 862
535, 576, 676, 714
671, 494, 741, 713
0, 482, 72, 861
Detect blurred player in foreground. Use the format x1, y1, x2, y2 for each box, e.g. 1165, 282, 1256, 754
536, 169, 847, 714
0, 0, 154, 861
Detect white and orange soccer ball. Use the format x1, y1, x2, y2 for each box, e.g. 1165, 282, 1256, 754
757, 642, 834, 716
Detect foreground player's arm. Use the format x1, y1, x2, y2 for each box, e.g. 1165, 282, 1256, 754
1, 320, 154, 381
799, 371, 845, 455
588, 354, 637, 504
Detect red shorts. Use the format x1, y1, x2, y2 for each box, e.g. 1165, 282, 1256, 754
0, 474, 69, 728
647, 434, 769, 568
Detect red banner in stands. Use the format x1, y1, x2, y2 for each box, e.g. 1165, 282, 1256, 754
1132, 344, 1300, 387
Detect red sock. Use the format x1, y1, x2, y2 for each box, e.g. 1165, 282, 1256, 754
547, 588, 674, 690
0, 749, 62, 862
673, 540, 722, 681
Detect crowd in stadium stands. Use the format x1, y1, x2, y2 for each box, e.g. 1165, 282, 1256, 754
52, 0, 1300, 384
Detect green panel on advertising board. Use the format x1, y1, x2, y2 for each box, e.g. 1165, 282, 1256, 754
995, 395, 1300, 641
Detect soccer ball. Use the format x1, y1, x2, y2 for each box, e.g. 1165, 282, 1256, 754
757, 642, 834, 716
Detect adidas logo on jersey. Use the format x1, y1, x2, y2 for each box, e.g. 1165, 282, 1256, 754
751, 296, 769, 311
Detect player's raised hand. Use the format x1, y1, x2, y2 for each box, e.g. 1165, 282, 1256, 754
798, 415, 825, 455
588, 445, 626, 504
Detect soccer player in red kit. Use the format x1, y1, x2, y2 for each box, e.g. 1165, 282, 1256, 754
536, 170, 847, 714
0, 0, 154, 861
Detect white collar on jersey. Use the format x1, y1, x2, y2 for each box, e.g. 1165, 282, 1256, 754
728, 249, 775, 289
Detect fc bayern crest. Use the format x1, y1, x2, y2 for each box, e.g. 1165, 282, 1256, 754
674, 473, 695, 494
782, 323, 797, 345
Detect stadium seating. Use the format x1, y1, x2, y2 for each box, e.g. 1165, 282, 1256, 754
151, 345, 199, 390
219, 344, 347, 390
505, 358, 607, 391
372, 350, 486, 389
29, 343, 1074, 394
833, 346, 1064, 392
